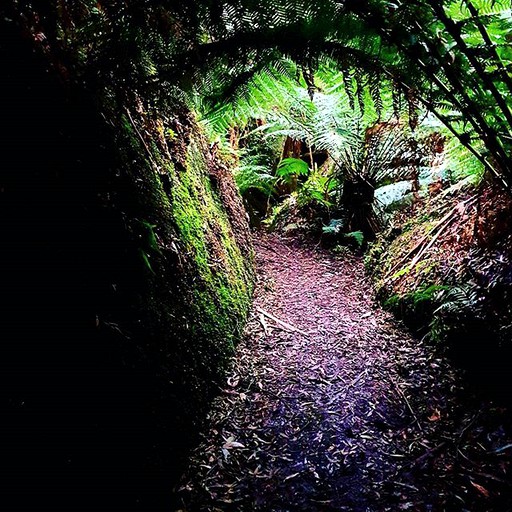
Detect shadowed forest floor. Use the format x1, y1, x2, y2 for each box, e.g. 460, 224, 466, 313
176, 232, 512, 512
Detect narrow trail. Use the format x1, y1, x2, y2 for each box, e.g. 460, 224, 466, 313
177, 233, 512, 512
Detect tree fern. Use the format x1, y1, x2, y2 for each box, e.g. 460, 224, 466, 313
443, 136, 486, 184
18, 0, 512, 189
235, 163, 277, 196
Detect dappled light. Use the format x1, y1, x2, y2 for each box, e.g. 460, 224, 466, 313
2, 1, 512, 511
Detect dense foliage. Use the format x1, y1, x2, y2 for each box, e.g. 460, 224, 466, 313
6, 0, 512, 188
3, 1, 512, 509
192, 0, 512, 190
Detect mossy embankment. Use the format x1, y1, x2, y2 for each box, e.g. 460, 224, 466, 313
366, 184, 512, 393
0, 14, 253, 512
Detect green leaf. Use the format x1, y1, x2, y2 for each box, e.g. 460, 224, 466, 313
276, 158, 310, 178
139, 249, 155, 274
345, 230, 364, 247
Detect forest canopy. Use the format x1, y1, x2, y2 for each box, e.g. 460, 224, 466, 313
8, 0, 512, 190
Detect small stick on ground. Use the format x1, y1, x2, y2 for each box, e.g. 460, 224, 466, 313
384, 372, 424, 432
256, 307, 310, 337
407, 442, 447, 469
392, 481, 420, 492
258, 313, 270, 335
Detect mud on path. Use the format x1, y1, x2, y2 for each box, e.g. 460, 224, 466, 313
176, 233, 512, 511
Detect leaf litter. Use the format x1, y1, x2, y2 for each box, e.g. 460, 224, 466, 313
175, 232, 512, 511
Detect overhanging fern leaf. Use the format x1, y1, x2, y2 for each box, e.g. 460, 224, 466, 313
276, 158, 309, 178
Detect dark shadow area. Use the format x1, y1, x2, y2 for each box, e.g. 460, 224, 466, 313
0, 20, 189, 512
385, 298, 512, 405
446, 330, 512, 404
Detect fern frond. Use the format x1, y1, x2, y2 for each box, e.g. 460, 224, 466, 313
433, 282, 481, 316
235, 163, 277, 196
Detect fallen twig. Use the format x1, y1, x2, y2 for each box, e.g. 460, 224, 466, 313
392, 481, 419, 492
489, 443, 512, 455
258, 313, 270, 335
384, 196, 478, 282
124, 108, 159, 171
383, 371, 424, 432
409, 196, 478, 271
409, 442, 447, 468
256, 307, 310, 337
466, 471, 508, 484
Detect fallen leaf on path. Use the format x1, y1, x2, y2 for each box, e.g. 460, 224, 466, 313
428, 409, 441, 422
470, 481, 490, 498
227, 376, 239, 387
223, 437, 245, 450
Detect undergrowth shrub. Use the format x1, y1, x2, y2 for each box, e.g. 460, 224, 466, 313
383, 284, 448, 336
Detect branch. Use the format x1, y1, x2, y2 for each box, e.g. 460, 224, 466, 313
464, 0, 512, 97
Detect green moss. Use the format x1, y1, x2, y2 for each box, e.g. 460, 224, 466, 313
108, 100, 254, 440
383, 284, 448, 334
171, 136, 253, 367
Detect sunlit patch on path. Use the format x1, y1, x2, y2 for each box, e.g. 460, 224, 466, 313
177, 233, 512, 512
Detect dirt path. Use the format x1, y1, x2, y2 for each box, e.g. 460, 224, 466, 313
176, 233, 512, 511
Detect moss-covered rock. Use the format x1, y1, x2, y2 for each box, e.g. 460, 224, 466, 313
91, 103, 255, 507
114, 102, 254, 399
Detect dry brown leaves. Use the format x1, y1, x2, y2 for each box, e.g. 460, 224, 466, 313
175, 233, 512, 512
